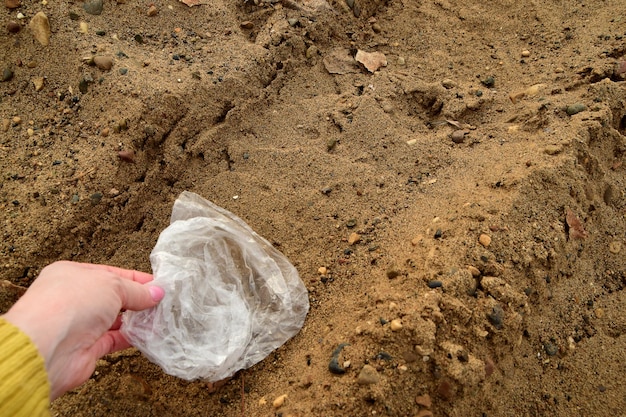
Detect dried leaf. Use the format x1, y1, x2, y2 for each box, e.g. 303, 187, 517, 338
446, 119, 461, 128
566, 208, 587, 240
355, 50, 387, 73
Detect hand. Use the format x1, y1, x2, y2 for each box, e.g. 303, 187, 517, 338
2, 261, 164, 400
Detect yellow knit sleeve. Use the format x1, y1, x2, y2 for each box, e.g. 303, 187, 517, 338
0, 317, 50, 417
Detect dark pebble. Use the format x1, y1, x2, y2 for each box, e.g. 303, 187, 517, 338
375, 351, 392, 361
134, 34, 144, 44
2, 68, 14, 82
434, 229, 442, 239
346, 219, 357, 228
343, 248, 353, 255
481, 76, 495, 87
83, 0, 103, 15
427, 280, 443, 289
96, 30, 106, 36
119, 68, 128, 75
68, 11, 80, 20
12, 200, 19, 206
544, 341, 558, 356
321, 186, 332, 195
566, 103, 586, 116
7, 21, 20, 34
598, 385, 606, 392
90, 192, 103, 205
487, 305, 504, 329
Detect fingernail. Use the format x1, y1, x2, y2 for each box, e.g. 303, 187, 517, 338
149, 285, 165, 302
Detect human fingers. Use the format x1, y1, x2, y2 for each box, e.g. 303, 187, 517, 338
77, 262, 154, 284
116, 277, 165, 313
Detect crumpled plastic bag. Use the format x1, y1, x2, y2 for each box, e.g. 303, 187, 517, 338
121, 191, 309, 381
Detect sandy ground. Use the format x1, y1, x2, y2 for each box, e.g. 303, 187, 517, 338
1, 0, 626, 415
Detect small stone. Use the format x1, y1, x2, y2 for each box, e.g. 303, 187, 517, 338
479, 234, 491, 247
386, 264, 400, 279
481, 76, 495, 88
544, 144, 563, 155
79, 21, 88, 33
108, 188, 119, 197
357, 365, 380, 385
451, 130, 467, 144
29, 12, 51, 46
441, 78, 457, 89
415, 394, 432, 408
240, 21, 254, 30
118, 150, 135, 163
5, 0, 20, 9
26, 128, 34, 136
427, 280, 443, 289
543, 341, 558, 356
487, 305, 504, 329
383, 103, 394, 114
306, 45, 318, 59
416, 411, 434, 417
390, 319, 403, 331
467, 265, 481, 277
119, 68, 128, 75
7, 21, 20, 33
2, 68, 14, 82
89, 192, 103, 205
346, 219, 357, 228
12, 116, 21, 125
2, 119, 10, 131
147, 5, 158, 16
397, 56, 405, 66
348, 232, 361, 245
318, 266, 327, 275
609, 241, 621, 254
272, 394, 287, 408
83, 0, 103, 15
32, 77, 44, 91
93, 56, 113, 71
287, 18, 298, 27
521, 50, 531, 57
411, 235, 423, 246
566, 103, 586, 116
372, 23, 381, 33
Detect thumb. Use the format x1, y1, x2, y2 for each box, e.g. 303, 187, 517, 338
117, 280, 165, 311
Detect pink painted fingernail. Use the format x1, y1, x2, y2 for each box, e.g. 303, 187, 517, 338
149, 286, 165, 302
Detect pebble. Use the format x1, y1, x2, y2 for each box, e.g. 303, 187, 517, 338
93, 55, 113, 71
348, 232, 361, 245
441, 78, 457, 89
32, 77, 44, 91
478, 234, 491, 247
79, 21, 88, 33
415, 394, 432, 408
544, 144, 563, 155
7, 21, 20, 33
287, 18, 298, 27
543, 341, 558, 356
451, 130, 467, 143
427, 280, 443, 289
240, 21, 254, 29
357, 365, 380, 385
90, 192, 103, 205
4, 0, 20, 8
386, 264, 400, 279
272, 394, 287, 408
521, 50, 531, 57
29, 12, 51, 46
566, 103, 586, 116
2, 119, 10, 131
467, 265, 481, 277
487, 305, 504, 329
119, 68, 128, 75
1, 68, 14, 82
481, 76, 495, 88
147, 5, 158, 16
390, 319, 403, 331
318, 266, 327, 275
609, 241, 621, 254
83, 0, 103, 15
12, 116, 21, 125
372, 23, 381, 33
